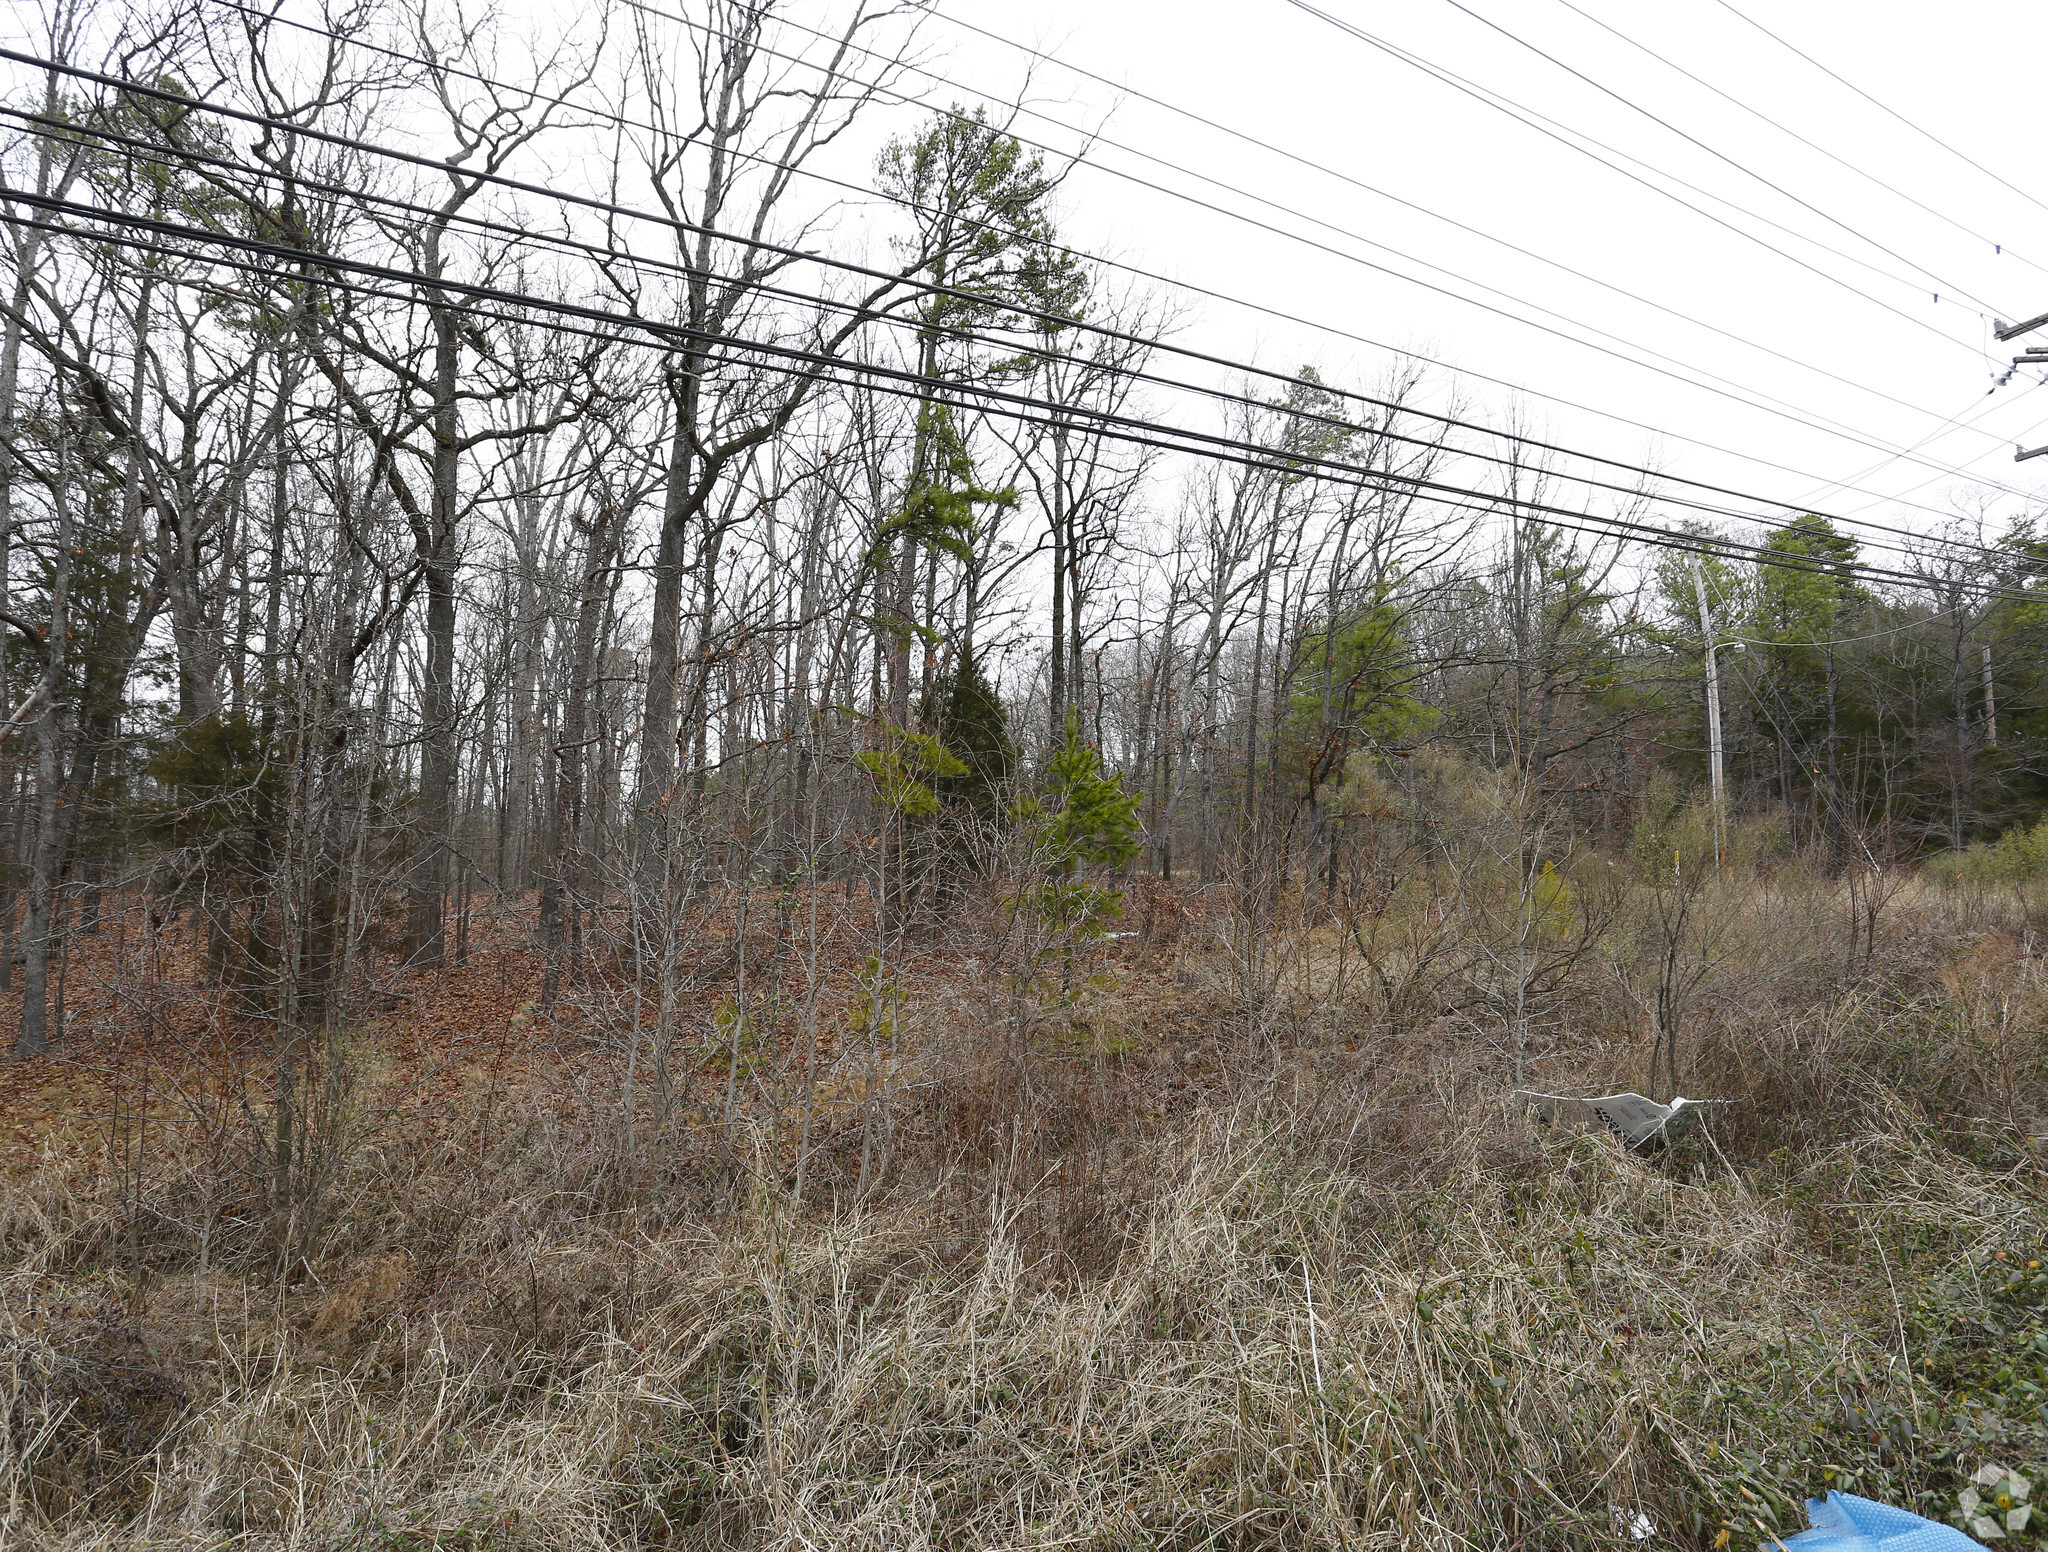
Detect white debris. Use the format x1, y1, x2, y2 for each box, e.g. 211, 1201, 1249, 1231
1608, 1505, 1656, 1541
1515, 1089, 1729, 1148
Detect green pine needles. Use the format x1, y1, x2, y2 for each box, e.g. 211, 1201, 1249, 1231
1010, 710, 1143, 952
931, 642, 1013, 812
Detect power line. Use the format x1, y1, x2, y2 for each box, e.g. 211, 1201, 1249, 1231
1270, 0, 2048, 523
0, 206, 1708, 573
817, 2, 2042, 482
931, 0, 2038, 398
3, 41, 2027, 564
1710, 0, 2048, 222
162, 9, 2048, 515
10, 192, 2041, 606
620, 0, 2026, 456
179, 0, 2048, 506
1835, 399, 2048, 517
648, 0, 2016, 420
650, 0, 1994, 349
1546, 0, 2044, 278
1430, 0, 2014, 316
1278, 0, 1998, 363
13, 105, 1947, 549
0, 102, 1805, 543
904, 7, 2048, 550
1798, 384, 2047, 512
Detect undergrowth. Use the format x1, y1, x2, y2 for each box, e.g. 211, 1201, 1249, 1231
2, 872, 2046, 1550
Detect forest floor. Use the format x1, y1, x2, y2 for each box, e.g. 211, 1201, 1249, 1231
2, 873, 2047, 1550
0, 886, 1076, 1180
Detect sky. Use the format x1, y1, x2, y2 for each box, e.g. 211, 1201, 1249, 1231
10, 0, 2044, 562
807, 0, 2048, 549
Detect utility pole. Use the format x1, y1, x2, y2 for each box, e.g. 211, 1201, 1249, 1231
1992, 315, 2048, 451
1689, 556, 1726, 870
1983, 644, 1999, 748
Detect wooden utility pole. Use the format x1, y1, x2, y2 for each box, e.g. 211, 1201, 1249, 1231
1983, 644, 1998, 748
1689, 556, 1726, 870
1993, 314, 2048, 427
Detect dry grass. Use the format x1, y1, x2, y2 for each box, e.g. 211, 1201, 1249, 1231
2, 864, 2046, 1550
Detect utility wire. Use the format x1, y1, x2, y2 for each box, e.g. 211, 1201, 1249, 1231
0, 206, 1720, 573
1798, 384, 2046, 512
3, 42, 2029, 562
633, 0, 2004, 435
155, 10, 2031, 522
621, 0, 2025, 466
9, 98, 1807, 542
176, 1, 2048, 509
1547, 0, 2044, 277
1710, 0, 2048, 222
10, 192, 2042, 606
14, 106, 1954, 549
1431, 0, 2012, 316
1281, 0, 1997, 364
904, 6, 2048, 552
924, 0, 2023, 411
1835, 400, 2048, 518
646, 0, 1993, 345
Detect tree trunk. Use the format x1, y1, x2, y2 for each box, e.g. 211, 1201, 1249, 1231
408, 305, 461, 966
543, 503, 624, 1005
636, 411, 696, 891
15, 463, 69, 1057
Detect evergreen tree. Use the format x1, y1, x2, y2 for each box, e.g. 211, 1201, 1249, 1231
1007, 711, 1144, 962
1285, 598, 1437, 794
1021, 710, 1143, 877
932, 642, 1013, 811
1751, 515, 1870, 836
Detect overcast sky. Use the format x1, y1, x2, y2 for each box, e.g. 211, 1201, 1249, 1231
818, 0, 2048, 545
17, 0, 2044, 555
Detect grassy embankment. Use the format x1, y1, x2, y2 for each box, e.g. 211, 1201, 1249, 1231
3, 847, 2047, 1550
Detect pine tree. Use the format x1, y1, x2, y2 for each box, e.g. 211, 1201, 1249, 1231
1007, 710, 1144, 968
933, 642, 1013, 811
1021, 709, 1143, 877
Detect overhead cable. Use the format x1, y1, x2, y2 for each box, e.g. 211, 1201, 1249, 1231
9, 193, 2040, 605
2, 42, 2030, 560
1431, 0, 2012, 315
154, 11, 2048, 516
1546, 0, 2044, 277
1710, 0, 2048, 221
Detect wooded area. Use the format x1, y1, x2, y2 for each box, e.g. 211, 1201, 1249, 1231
1, 0, 2042, 1061
6, 2, 2048, 1548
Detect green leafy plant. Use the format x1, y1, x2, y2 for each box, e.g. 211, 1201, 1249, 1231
930, 641, 1013, 814
847, 955, 901, 1042
1015, 710, 1142, 875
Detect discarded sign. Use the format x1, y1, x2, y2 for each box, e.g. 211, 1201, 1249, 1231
1766, 1487, 1979, 1549
1514, 1089, 1728, 1148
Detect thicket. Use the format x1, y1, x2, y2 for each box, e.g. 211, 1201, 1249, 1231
4, 2, 2048, 1547
4, 773, 2048, 1550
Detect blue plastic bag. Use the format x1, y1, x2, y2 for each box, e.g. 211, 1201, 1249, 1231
1765, 1490, 1980, 1551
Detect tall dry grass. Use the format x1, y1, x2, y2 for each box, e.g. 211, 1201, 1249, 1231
3, 854, 2047, 1550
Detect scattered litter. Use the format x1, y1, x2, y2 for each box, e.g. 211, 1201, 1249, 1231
1515, 1089, 1728, 1148
1960, 1463, 2032, 1541
1767, 1488, 1980, 1549
1609, 1504, 1656, 1540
